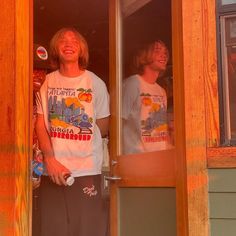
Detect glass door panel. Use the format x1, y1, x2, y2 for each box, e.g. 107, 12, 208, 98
109, 1, 176, 235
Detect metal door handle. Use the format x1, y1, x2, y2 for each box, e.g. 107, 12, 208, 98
111, 160, 118, 166
104, 175, 122, 181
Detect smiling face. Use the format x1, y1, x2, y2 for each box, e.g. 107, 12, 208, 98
57, 31, 81, 65
148, 41, 169, 72
133, 40, 169, 76
49, 28, 89, 70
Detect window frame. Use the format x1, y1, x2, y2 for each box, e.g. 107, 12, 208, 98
207, 0, 236, 168
218, 14, 236, 145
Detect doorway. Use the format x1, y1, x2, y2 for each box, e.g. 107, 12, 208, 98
32, 1, 109, 235
33, 0, 174, 235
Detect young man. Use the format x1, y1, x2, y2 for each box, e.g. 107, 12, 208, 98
122, 40, 170, 154
35, 28, 110, 236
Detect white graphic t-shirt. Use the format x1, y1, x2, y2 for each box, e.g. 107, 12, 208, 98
37, 70, 110, 177
122, 74, 169, 154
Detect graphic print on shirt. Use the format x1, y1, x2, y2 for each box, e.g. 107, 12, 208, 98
48, 87, 93, 141
140, 92, 168, 143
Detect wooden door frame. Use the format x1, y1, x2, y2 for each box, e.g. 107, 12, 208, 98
175, 0, 216, 235
109, 1, 120, 235
0, 0, 33, 235
109, 0, 213, 236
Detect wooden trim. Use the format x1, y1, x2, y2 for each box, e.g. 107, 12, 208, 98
204, 0, 220, 148
174, 0, 212, 235
172, 0, 189, 235
109, 1, 120, 236
0, 0, 32, 235
0, 1, 16, 235
109, 0, 121, 161
14, 0, 32, 235
29, 0, 33, 233
207, 147, 236, 168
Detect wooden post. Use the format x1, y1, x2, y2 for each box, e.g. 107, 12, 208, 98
0, 0, 32, 235
174, 0, 214, 235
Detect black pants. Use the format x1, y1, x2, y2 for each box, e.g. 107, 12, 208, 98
33, 175, 108, 236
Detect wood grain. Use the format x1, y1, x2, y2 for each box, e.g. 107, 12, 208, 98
208, 147, 236, 168
176, 0, 214, 235
15, 0, 33, 235
172, 0, 189, 235
109, 1, 120, 236
204, 0, 220, 148
0, 0, 32, 235
0, 1, 17, 235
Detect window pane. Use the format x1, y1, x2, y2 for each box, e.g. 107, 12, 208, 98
221, 0, 236, 5
225, 17, 236, 44
220, 15, 236, 143
120, 0, 174, 154
227, 46, 236, 140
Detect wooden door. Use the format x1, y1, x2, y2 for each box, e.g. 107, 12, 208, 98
108, 1, 178, 235
108, 0, 211, 235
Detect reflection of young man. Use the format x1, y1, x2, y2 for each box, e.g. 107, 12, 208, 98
122, 40, 171, 154
35, 28, 110, 236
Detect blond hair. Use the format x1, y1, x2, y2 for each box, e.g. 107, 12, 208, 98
49, 27, 89, 70
133, 40, 169, 75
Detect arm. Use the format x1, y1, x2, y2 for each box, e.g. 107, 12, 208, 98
122, 77, 139, 120
35, 114, 70, 185
94, 78, 110, 137
96, 116, 109, 138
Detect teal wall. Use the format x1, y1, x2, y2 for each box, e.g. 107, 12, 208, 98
119, 188, 176, 236
209, 169, 236, 236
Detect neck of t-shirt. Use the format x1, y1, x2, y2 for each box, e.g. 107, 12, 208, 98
140, 69, 159, 84
59, 63, 85, 78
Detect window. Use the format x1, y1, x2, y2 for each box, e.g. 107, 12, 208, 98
218, 0, 236, 12
217, 1, 236, 145
221, 0, 236, 6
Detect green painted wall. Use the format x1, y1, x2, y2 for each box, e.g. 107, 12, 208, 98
119, 188, 176, 236
209, 169, 236, 236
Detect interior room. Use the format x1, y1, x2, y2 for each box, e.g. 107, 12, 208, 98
33, 0, 172, 235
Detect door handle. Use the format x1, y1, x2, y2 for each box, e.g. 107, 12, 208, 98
111, 159, 118, 166
104, 175, 122, 181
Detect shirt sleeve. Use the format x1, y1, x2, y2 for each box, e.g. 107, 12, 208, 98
122, 77, 139, 120
36, 78, 47, 115
94, 78, 110, 119
35, 92, 43, 114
